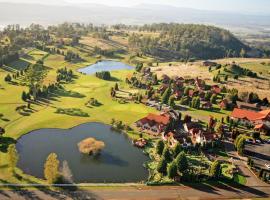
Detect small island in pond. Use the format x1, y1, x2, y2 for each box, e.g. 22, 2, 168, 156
78, 137, 105, 155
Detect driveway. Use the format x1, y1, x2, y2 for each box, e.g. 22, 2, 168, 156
223, 140, 268, 187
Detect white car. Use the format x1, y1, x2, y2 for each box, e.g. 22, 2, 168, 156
246, 139, 253, 144
256, 140, 261, 144
265, 164, 270, 170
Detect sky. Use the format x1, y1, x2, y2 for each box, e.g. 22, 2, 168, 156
1, 0, 269, 15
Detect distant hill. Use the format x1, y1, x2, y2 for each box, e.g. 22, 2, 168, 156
0, 2, 270, 28
128, 24, 248, 60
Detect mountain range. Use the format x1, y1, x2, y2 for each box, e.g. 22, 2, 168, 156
0, 2, 270, 29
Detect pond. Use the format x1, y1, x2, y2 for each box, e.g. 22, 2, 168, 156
78, 60, 133, 74
16, 123, 149, 183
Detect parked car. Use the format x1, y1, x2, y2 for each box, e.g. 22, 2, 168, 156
265, 164, 270, 170
256, 139, 261, 144
246, 139, 253, 144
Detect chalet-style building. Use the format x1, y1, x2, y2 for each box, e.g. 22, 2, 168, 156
161, 74, 170, 84
135, 113, 170, 135
231, 108, 270, 133
220, 99, 229, 110
162, 132, 178, 147
211, 85, 222, 94
158, 84, 169, 94
190, 129, 218, 144
195, 77, 205, 89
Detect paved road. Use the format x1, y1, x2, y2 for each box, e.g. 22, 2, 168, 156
223, 140, 268, 187
0, 184, 270, 200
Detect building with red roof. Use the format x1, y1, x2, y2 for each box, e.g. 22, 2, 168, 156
135, 113, 171, 135
231, 108, 270, 133
211, 85, 222, 94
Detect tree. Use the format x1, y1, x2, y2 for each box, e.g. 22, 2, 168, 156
0, 127, 5, 137
161, 86, 171, 104
4, 74, 12, 82
175, 152, 188, 174
237, 137, 246, 156
7, 144, 19, 174
240, 48, 246, 58
21, 91, 27, 102
114, 83, 119, 91
162, 147, 171, 162
209, 160, 221, 179
168, 96, 175, 108
157, 157, 167, 175
44, 153, 60, 184
167, 161, 178, 179
156, 140, 165, 156
210, 94, 217, 104
173, 142, 182, 157
24, 64, 47, 100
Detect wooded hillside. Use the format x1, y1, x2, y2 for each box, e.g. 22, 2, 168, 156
128, 24, 248, 60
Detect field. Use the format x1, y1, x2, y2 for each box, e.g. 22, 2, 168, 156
0, 48, 159, 184
151, 58, 270, 99
1, 44, 270, 186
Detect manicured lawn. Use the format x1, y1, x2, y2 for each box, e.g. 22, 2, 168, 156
0, 49, 160, 184
233, 174, 247, 185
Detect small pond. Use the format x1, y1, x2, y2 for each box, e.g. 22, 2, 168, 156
78, 60, 133, 74
16, 123, 149, 183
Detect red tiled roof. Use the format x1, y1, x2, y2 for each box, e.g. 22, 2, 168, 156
254, 124, 264, 129
140, 113, 170, 125
231, 108, 270, 121
259, 109, 270, 116
254, 123, 270, 130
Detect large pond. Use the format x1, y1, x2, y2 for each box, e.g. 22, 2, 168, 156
16, 123, 149, 183
78, 60, 133, 74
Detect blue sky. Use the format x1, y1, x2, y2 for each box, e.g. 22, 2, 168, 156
1, 0, 270, 14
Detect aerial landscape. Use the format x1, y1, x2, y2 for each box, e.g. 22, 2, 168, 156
0, 0, 270, 199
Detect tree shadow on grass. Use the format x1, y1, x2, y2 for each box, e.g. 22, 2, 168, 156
51, 89, 86, 99
0, 118, 10, 122
0, 179, 43, 200
18, 176, 101, 200
109, 76, 121, 82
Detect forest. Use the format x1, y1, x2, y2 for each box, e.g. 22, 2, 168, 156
128, 23, 248, 60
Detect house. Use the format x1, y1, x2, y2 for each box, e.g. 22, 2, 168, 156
158, 84, 169, 94
236, 101, 261, 112
161, 74, 170, 84
220, 99, 229, 110
184, 122, 202, 133
195, 77, 205, 89
135, 113, 171, 135
189, 129, 218, 144
162, 132, 178, 147
201, 101, 213, 109
231, 108, 270, 128
174, 90, 183, 100
202, 60, 217, 67
211, 85, 222, 94
254, 124, 270, 135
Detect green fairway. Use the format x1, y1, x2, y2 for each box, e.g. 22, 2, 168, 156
0, 51, 159, 184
